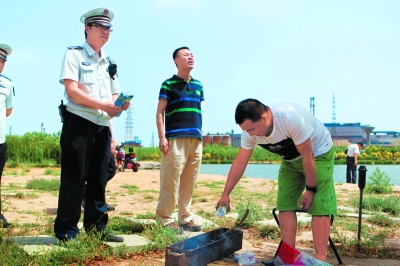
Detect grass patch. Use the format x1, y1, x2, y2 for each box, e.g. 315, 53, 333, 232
120, 184, 138, 195
192, 197, 208, 203
143, 194, 155, 200
350, 194, 400, 216
136, 212, 156, 219
4, 170, 18, 175
140, 223, 181, 250
364, 168, 394, 194
21, 165, 31, 173
15, 192, 25, 198
108, 216, 146, 234
19, 210, 40, 215
140, 189, 159, 194
7, 160, 19, 168
367, 214, 396, 227
43, 168, 61, 175
7, 183, 23, 188
25, 178, 60, 191
258, 224, 281, 240
119, 211, 133, 215
197, 181, 225, 189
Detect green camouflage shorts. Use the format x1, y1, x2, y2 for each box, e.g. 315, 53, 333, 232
276, 147, 337, 216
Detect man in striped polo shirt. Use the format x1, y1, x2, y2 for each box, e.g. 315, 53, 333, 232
156, 47, 204, 232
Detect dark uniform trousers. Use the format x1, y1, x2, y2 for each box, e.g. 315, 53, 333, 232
0, 143, 7, 180
0, 143, 7, 214
54, 112, 111, 240
346, 156, 357, 184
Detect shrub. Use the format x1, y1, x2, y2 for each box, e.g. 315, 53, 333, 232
350, 194, 400, 216
364, 168, 394, 194
258, 224, 281, 240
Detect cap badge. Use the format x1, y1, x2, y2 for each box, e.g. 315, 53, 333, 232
104, 9, 109, 15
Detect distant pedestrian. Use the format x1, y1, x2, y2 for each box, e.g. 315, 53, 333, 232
156, 47, 204, 232
0, 44, 15, 228
345, 142, 363, 183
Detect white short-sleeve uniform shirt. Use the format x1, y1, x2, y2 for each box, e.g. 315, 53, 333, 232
346, 144, 360, 157
60, 42, 120, 126
0, 74, 15, 143
241, 103, 332, 161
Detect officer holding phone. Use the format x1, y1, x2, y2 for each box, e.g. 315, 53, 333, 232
54, 7, 129, 243
0, 43, 15, 228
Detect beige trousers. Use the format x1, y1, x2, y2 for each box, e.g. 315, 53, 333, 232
156, 137, 202, 226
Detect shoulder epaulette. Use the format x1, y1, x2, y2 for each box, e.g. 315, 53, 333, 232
67, 46, 83, 50
0, 74, 12, 81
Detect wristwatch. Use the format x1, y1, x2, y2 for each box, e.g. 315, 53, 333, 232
306, 184, 318, 193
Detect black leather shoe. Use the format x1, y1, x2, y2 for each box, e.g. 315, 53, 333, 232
180, 220, 201, 232
106, 203, 115, 212
102, 232, 124, 242
0, 214, 11, 228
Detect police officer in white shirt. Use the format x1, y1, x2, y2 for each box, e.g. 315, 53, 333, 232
54, 7, 129, 242
345, 142, 363, 183
0, 44, 15, 228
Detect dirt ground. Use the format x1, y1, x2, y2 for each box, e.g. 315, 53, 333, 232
1, 164, 399, 265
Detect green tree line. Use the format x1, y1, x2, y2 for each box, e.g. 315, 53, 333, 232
5, 133, 400, 165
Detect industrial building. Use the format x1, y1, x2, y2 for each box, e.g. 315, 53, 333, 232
324, 123, 399, 146
204, 123, 400, 147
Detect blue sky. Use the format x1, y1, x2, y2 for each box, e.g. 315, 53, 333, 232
2, 0, 399, 146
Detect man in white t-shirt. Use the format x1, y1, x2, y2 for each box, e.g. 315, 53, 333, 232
217, 99, 336, 262
345, 143, 363, 183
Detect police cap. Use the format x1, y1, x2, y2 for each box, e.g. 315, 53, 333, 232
0, 44, 12, 61
80, 7, 114, 27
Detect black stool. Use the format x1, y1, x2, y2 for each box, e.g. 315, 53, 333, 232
271, 207, 343, 265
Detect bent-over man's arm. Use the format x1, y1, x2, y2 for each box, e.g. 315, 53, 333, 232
217, 147, 253, 210
296, 138, 316, 210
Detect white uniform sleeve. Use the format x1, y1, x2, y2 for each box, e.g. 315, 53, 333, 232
354, 145, 360, 154
240, 130, 256, 150
285, 112, 314, 145
5, 84, 14, 109
60, 50, 79, 85
110, 75, 120, 95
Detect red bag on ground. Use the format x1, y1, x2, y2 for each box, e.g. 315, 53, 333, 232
274, 242, 332, 265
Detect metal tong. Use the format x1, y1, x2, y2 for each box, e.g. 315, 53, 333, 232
224, 208, 249, 234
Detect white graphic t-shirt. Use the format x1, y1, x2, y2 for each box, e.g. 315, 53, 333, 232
241, 103, 332, 160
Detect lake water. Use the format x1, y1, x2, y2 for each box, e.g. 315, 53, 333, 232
200, 164, 400, 186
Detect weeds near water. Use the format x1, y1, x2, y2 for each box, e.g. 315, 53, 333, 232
351, 194, 400, 216
365, 167, 394, 194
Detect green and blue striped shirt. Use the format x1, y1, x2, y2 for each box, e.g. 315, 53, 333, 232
159, 75, 204, 140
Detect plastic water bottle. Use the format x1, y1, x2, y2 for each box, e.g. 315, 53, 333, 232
214, 206, 228, 217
